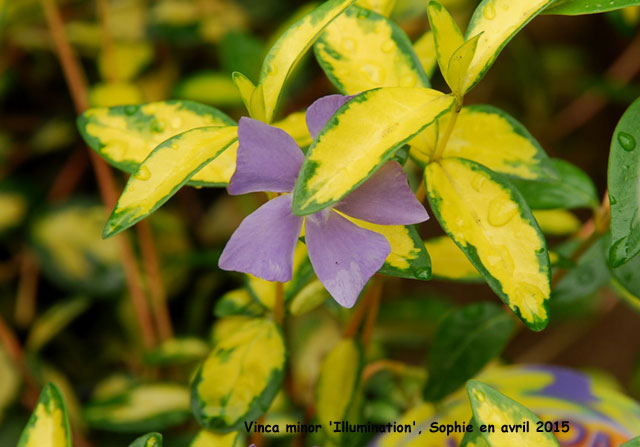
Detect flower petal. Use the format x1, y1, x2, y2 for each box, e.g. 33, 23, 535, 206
335, 161, 429, 225
305, 94, 352, 139
227, 117, 304, 195
306, 209, 390, 308
219, 194, 303, 282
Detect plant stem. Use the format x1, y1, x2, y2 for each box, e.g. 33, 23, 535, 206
361, 281, 382, 348
274, 282, 285, 325
361, 359, 426, 383
343, 289, 371, 338
136, 222, 173, 341
40, 0, 156, 349
432, 97, 462, 161
14, 250, 39, 328
0, 313, 39, 407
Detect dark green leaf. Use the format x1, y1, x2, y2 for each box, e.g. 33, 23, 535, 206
423, 303, 515, 401
545, 0, 640, 15
511, 158, 599, 210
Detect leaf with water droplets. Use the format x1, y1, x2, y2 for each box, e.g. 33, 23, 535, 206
425, 157, 551, 330
424, 303, 515, 402
608, 97, 640, 267
77, 100, 235, 174
467, 381, 560, 447
544, 0, 640, 15
314, 5, 430, 95
463, 0, 555, 93
104, 126, 238, 238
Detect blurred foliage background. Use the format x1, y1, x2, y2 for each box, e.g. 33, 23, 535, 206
1, 0, 640, 446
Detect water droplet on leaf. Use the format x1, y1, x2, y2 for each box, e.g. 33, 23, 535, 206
341, 38, 357, 53
134, 166, 151, 181
381, 40, 395, 53
151, 120, 166, 133
487, 197, 518, 227
483, 2, 496, 20
124, 105, 137, 116
617, 131, 636, 151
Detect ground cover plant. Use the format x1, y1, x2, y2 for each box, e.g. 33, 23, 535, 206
2, 0, 640, 446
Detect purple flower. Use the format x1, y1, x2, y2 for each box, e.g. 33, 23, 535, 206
218, 95, 428, 308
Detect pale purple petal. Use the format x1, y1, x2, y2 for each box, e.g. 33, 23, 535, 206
305, 94, 352, 139
335, 161, 429, 225
305, 210, 390, 308
219, 194, 303, 282
227, 117, 304, 195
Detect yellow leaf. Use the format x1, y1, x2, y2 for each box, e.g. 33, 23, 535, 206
254, 0, 355, 122
425, 158, 550, 330
463, 0, 554, 92
315, 5, 429, 94
412, 31, 437, 77
193, 319, 285, 430
446, 34, 481, 95
293, 87, 454, 214
104, 126, 238, 237
18, 384, 71, 447
427, 0, 464, 84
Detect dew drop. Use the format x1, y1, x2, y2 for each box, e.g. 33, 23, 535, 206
473, 390, 486, 402
472, 174, 487, 192
381, 40, 395, 53
341, 38, 357, 53
171, 117, 183, 129
361, 63, 385, 84
400, 74, 417, 87
134, 166, 151, 181
513, 283, 545, 318
170, 143, 179, 150
487, 197, 518, 227
124, 105, 137, 116
483, 2, 496, 20
617, 131, 636, 151
151, 120, 166, 133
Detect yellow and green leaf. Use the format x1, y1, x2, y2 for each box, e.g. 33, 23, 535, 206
143, 337, 210, 366
316, 338, 363, 442
415, 105, 556, 180
251, 0, 356, 122
77, 100, 235, 174
427, 1, 464, 86
545, 0, 640, 15
26, 296, 91, 352
412, 31, 437, 78
214, 288, 266, 318
232, 71, 256, 114
425, 235, 482, 282
18, 383, 71, 447
189, 430, 244, 447
446, 34, 481, 95
273, 110, 313, 147
84, 383, 191, 432
192, 318, 286, 431
608, 97, 640, 267
293, 87, 455, 215
314, 5, 430, 95
88, 82, 144, 108
103, 126, 238, 238
129, 433, 163, 447
343, 215, 431, 280
425, 158, 551, 330
466, 380, 560, 447
463, 0, 554, 93
31, 202, 123, 296
355, 0, 397, 16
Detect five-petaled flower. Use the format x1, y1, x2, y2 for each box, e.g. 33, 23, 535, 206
218, 95, 429, 308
